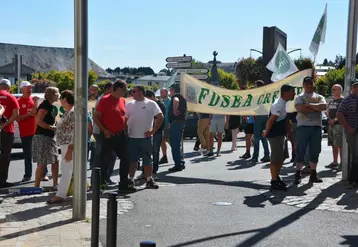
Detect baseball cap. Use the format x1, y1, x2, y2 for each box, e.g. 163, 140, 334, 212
280, 84, 295, 94
0, 79, 11, 87
351, 78, 358, 87
303, 76, 314, 83
20, 81, 32, 89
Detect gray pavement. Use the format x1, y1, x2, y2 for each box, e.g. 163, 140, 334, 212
2, 132, 358, 246
97, 133, 358, 247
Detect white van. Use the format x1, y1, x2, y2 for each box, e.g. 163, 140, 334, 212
12, 93, 63, 148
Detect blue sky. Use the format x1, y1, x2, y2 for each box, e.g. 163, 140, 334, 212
1, 0, 348, 72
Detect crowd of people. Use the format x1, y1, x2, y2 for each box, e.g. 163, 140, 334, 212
0, 75, 357, 201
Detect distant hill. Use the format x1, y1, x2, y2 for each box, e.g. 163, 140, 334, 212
0, 42, 111, 77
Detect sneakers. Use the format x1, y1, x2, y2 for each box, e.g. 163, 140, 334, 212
119, 180, 137, 193
42, 176, 50, 182
294, 171, 302, 185
146, 178, 159, 189
325, 162, 338, 169
204, 151, 214, 157
260, 156, 271, 163
309, 170, 323, 183
168, 166, 183, 172
240, 153, 251, 159
159, 156, 168, 164
251, 157, 258, 163
270, 180, 287, 191
21, 177, 31, 182
193, 146, 200, 151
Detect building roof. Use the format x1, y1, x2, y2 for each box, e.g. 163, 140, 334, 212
136, 75, 171, 81
0, 42, 110, 77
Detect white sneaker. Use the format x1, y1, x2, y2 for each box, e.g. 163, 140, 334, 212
199, 148, 206, 154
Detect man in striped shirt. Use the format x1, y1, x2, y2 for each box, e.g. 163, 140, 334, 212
337, 80, 358, 187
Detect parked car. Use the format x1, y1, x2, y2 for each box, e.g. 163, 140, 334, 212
183, 113, 246, 142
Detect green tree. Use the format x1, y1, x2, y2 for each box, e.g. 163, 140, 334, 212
209, 68, 237, 90
234, 57, 263, 88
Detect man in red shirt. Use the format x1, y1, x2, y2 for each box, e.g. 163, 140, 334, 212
0, 79, 20, 188
17, 81, 38, 182
93, 79, 135, 192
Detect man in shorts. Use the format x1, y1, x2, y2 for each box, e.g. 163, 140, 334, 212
263, 85, 296, 191
206, 114, 226, 157
325, 84, 344, 169
240, 116, 254, 159
294, 76, 327, 184
126, 86, 164, 189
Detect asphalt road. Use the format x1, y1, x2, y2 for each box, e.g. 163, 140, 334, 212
6, 133, 358, 247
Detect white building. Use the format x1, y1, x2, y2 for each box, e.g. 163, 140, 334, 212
316, 66, 335, 78
133, 75, 171, 87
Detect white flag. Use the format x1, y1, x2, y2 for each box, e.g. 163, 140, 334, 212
155, 70, 178, 96
266, 43, 299, 82
309, 4, 327, 58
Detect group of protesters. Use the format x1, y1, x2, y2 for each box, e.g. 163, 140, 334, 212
0, 78, 189, 202
0, 75, 357, 200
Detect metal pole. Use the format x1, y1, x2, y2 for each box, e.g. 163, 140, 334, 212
91, 168, 101, 247
342, 0, 358, 180
73, 0, 89, 220
17, 54, 21, 94
106, 192, 118, 247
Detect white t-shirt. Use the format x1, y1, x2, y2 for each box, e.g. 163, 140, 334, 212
270, 97, 287, 121
125, 98, 162, 138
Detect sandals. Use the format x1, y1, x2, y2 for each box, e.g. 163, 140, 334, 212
47, 196, 64, 204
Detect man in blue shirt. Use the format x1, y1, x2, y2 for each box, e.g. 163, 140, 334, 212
159, 88, 171, 164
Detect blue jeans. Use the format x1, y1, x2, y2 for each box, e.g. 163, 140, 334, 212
21, 136, 33, 178
296, 126, 322, 164
253, 116, 270, 159
169, 121, 185, 168
152, 131, 163, 173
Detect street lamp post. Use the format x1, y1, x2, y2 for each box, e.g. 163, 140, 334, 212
342, 0, 358, 181
73, 0, 89, 220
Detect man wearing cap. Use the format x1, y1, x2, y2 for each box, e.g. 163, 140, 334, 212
337, 80, 358, 187
263, 85, 296, 190
0, 79, 20, 188
16, 81, 38, 182
294, 76, 327, 184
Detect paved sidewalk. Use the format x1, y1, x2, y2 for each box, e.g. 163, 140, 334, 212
259, 169, 358, 213
0, 189, 134, 247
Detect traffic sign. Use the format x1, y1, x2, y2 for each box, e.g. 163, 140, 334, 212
166, 62, 192, 69
166, 56, 192, 63
176, 68, 209, 74
175, 74, 208, 81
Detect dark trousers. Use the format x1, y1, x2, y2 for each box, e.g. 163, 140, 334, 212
93, 133, 116, 181
152, 131, 163, 173
346, 132, 358, 183
0, 131, 14, 184
100, 131, 129, 186
169, 121, 185, 168
21, 135, 33, 178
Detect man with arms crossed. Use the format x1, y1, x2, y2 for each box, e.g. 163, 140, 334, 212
126, 86, 163, 189
294, 77, 327, 184
263, 85, 296, 191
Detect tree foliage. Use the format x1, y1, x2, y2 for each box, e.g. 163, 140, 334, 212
30, 70, 98, 92
234, 57, 263, 88
106, 66, 155, 75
